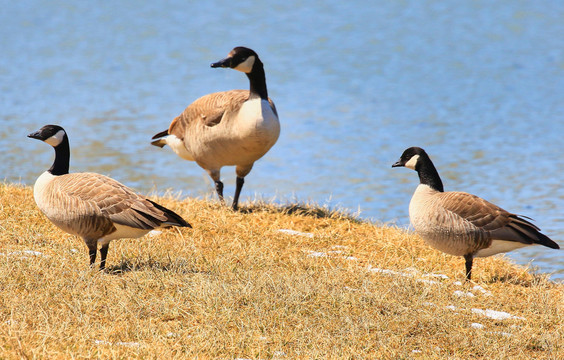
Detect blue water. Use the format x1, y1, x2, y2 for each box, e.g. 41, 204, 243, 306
1, 0, 563, 280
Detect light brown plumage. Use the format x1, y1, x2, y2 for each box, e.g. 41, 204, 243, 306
34, 172, 179, 238
151, 47, 280, 210
29, 124, 191, 270
393, 146, 559, 280
409, 185, 534, 258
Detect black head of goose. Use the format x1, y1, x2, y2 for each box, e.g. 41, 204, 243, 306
392, 146, 559, 280
29, 124, 191, 270
151, 46, 280, 211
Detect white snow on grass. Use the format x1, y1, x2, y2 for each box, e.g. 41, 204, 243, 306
278, 229, 314, 238
472, 285, 492, 296
306, 251, 327, 258
471, 308, 526, 321
305, 247, 358, 261
0, 250, 46, 259
424, 273, 449, 279
453, 290, 475, 298
470, 322, 484, 329
94, 340, 140, 347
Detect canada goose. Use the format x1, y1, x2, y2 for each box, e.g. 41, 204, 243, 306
151, 46, 280, 210
28, 124, 191, 270
392, 147, 559, 280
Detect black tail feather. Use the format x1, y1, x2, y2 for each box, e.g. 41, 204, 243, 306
509, 215, 559, 249
152, 129, 169, 140
148, 199, 192, 228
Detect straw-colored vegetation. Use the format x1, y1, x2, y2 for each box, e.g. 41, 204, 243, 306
0, 183, 562, 359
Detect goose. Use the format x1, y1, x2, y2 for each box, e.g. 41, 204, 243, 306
28, 124, 191, 270
151, 46, 280, 210
392, 146, 559, 280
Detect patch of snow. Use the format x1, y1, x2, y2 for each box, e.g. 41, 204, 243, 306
490, 331, 513, 337
453, 281, 463, 286
418, 278, 439, 285
306, 251, 327, 258
471, 308, 526, 321
412, 349, 422, 353
424, 273, 449, 279
328, 250, 344, 255
0, 250, 46, 258
470, 323, 484, 329
278, 229, 314, 238
148, 230, 162, 237
453, 290, 475, 298
94, 340, 140, 347
472, 285, 492, 296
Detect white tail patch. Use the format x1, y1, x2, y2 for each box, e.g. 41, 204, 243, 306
165, 135, 194, 161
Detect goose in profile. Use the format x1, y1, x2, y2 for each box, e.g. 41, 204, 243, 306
28, 124, 191, 270
392, 146, 559, 280
151, 46, 280, 210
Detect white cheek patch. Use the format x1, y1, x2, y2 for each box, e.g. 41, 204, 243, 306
234, 55, 255, 73
404, 154, 420, 170
44, 130, 66, 147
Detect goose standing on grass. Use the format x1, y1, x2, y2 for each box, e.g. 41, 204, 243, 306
151, 46, 280, 210
392, 147, 559, 280
28, 125, 191, 270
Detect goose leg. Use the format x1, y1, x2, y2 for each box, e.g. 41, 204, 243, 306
99, 243, 110, 271
214, 180, 225, 204
464, 254, 474, 280
87, 241, 97, 268
232, 177, 245, 211
207, 169, 225, 205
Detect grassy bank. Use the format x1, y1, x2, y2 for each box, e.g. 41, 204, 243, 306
0, 183, 561, 359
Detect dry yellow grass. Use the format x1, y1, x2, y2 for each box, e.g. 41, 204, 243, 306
0, 183, 562, 359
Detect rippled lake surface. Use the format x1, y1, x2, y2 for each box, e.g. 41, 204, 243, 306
1, 0, 563, 280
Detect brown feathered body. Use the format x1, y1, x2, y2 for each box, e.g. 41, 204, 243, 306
33, 171, 185, 248
409, 184, 552, 258
153, 90, 279, 178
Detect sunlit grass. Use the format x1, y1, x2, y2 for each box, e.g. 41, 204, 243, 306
0, 183, 562, 358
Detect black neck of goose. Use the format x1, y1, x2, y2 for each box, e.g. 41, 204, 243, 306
49, 136, 70, 176
417, 155, 444, 192
247, 60, 268, 100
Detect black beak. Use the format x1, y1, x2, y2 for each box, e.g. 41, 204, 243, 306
28, 131, 42, 140
211, 57, 232, 68
392, 161, 403, 168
